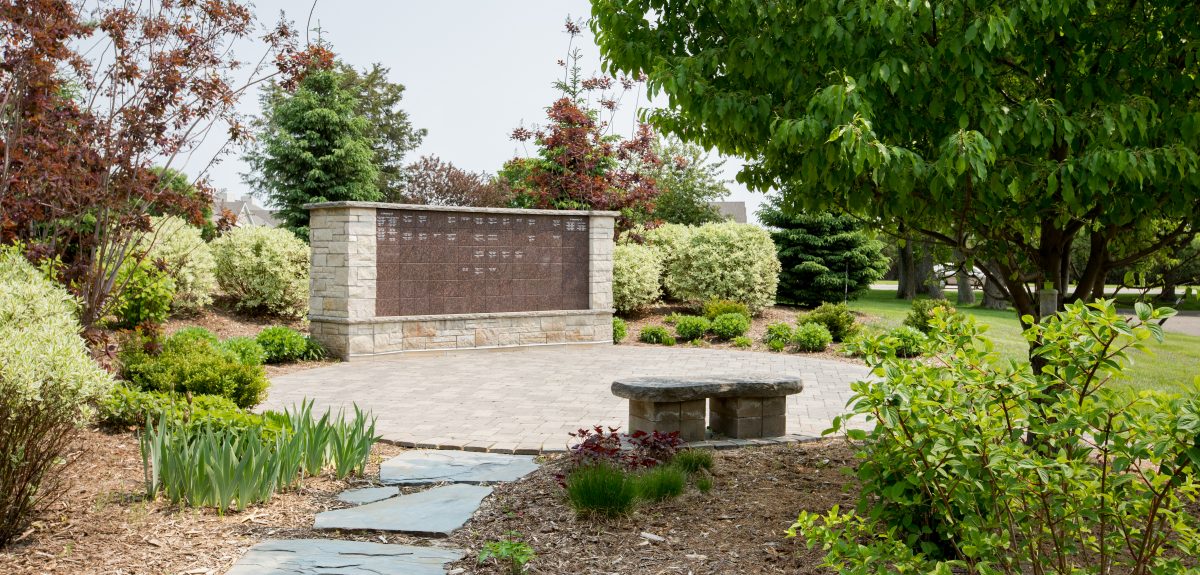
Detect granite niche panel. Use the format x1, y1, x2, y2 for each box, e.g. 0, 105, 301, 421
375, 209, 590, 316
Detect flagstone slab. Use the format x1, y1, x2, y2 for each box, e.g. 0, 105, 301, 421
314, 484, 492, 537
380, 450, 538, 485
225, 539, 462, 575
336, 486, 399, 505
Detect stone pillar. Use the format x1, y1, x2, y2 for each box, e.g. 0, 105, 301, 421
1038, 287, 1058, 322
588, 214, 615, 313
308, 205, 377, 359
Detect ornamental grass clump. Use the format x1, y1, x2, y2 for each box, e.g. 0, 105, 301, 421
634, 465, 687, 501
565, 463, 639, 517
793, 302, 1200, 574
671, 449, 714, 475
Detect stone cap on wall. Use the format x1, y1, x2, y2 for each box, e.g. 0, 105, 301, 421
304, 201, 620, 217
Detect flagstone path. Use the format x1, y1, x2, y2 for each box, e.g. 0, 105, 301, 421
226, 450, 540, 575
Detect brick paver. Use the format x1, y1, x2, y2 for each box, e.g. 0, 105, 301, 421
264, 345, 873, 453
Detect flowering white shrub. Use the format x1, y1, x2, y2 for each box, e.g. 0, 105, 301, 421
665, 222, 780, 313
136, 216, 216, 315
612, 243, 662, 314
211, 226, 309, 318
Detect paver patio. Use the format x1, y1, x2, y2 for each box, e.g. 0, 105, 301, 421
264, 345, 872, 453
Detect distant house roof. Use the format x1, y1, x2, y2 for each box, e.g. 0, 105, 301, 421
212, 192, 280, 228
709, 201, 748, 223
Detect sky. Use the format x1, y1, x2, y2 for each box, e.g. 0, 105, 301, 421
193, 0, 768, 222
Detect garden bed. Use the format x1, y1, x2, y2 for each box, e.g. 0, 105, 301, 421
620, 303, 866, 364
0, 430, 857, 575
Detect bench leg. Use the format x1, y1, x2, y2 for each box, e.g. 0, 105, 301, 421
628, 399, 706, 442
709, 396, 787, 439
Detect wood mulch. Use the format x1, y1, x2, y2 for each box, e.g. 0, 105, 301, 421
620, 303, 866, 365
0, 429, 858, 575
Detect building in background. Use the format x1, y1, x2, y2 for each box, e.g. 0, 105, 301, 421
211, 191, 280, 228
709, 201, 748, 223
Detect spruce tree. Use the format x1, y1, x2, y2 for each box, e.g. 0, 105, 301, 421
760, 201, 889, 307
255, 69, 380, 240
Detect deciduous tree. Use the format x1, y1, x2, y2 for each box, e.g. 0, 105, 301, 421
592, 0, 1200, 328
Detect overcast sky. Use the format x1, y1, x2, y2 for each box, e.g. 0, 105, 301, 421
193, 0, 768, 221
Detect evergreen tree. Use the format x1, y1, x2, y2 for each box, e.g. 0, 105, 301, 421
254, 69, 380, 240
760, 200, 890, 307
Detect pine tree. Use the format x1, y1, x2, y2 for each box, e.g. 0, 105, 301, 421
255, 69, 380, 240
760, 200, 890, 307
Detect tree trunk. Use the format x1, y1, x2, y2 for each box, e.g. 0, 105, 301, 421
1159, 281, 1178, 303
953, 248, 976, 306
897, 235, 917, 300
982, 262, 1010, 310
917, 242, 944, 299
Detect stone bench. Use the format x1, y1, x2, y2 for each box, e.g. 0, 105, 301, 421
610, 376, 804, 442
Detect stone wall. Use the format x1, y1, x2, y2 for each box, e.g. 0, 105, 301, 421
306, 202, 617, 360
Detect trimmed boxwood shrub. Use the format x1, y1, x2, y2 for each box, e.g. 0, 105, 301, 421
98, 385, 272, 434
122, 331, 269, 409
711, 312, 751, 340
638, 325, 676, 346
663, 222, 780, 312
613, 243, 662, 314
168, 326, 219, 348
792, 322, 833, 352
211, 226, 309, 318
702, 299, 750, 320
673, 315, 711, 341
889, 325, 929, 357
0, 247, 113, 545
799, 302, 858, 342
219, 336, 266, 367
763, 322, 794, 348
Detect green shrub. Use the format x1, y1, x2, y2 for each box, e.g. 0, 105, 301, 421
887, 326, 928, 358
256, 326, 310, 364
565, 463, 639, 517
478, 532, 536, 575
165, 326, 219, 350
673, 315, 711, 341
639, 223, 694, 299
0, 247, 113, 545
793, 302, 1200, 574
638, 325, 676, 346
710, 312, 750, 340
635, 465, 687, 501
763, 322, 794, 348
612, 317, 627, 343
791, 322, 832, 352
111, 256, 176, 328
219, 336, 266, 366
732, 336, 753, 349
123, 338, 269, 409
136, 216, 217, 315
98, 385, 269, 433
663, 222, 780, 312
903, 298, 956, 334
672, 449, 714, 475
211, 226, 309, 318
798, 302, 858, 342
663, 312, 684, 325
613, 243, 662, 314
702, 299, 750, 320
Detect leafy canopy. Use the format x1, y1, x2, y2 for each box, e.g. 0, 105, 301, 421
592, 0, 1200, 323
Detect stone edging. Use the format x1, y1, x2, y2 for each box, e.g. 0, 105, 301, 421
380, 433, 828, 456
304, 201, 621, 217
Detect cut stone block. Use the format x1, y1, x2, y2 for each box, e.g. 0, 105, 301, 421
626, 399, 707, 442
315, 483, 492, 537
226, 539, 463, 575
336, 486, 399, 505
710, 396, 788, 439
380, 450, 538, 485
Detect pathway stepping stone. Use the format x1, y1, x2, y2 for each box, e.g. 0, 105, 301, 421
336, 485, 398, 505
314, 484, 492, 537
380, 450, 538, 485
225, 539, 462, 575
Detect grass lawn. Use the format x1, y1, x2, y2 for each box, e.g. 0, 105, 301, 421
846, 289, 1200, 395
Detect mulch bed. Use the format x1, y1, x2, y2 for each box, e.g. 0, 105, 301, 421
621, 303, 867, 365
0, 429, 858, 574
